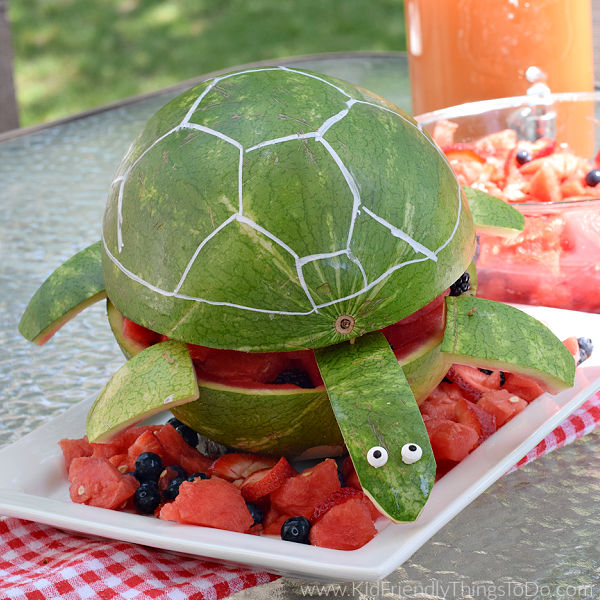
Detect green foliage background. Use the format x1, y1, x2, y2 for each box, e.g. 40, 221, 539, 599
10, 0, 406, 127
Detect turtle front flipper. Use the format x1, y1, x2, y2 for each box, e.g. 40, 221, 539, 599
463, 186, 524, 237
442, 295, 575, 392
19, 241, 105, 344
86, 340, 199, 442
314, 332, 435, 523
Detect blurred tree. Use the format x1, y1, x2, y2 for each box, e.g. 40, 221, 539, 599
0, 0, 19, 131
9, 0, 405, 126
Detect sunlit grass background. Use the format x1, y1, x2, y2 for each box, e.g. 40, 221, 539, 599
10, 0, 406, 127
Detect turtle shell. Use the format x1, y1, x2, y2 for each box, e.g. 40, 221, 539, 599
102, 67, 475, 352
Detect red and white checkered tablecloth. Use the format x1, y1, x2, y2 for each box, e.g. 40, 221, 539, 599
1, 391, 598, 600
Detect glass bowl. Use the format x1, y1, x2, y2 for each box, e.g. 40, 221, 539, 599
416, 92, 600, 313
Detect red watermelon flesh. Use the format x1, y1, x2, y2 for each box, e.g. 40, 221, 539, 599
270, 458, 341, 519
158, 478, 254, 533
446, 364, 503, 402
477, 390, 528, 427
68, 456, 138, 509
155, 424, 212, 474
262, 507, 293, 536
59, 437, 93, 470
308, 497, 377, 551
127, 430, 167, 470
426, 420, 480, 462
119, 291, 447, 388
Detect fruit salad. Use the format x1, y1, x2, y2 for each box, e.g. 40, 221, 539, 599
433, 120, 600, 313
58, 334, 590, 551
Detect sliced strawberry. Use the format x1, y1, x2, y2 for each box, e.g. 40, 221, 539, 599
208, 452, 277, 481
240, 457, 296, 501
442, 143, 486, 164
311, 487, 363, 523
445, 364, 500, 402
454, 397, 497, 443
529, 137, 556, 160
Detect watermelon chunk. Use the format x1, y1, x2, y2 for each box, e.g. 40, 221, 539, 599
158, 478, 254, 533
502, 372, 545, 403
270, 458, 341, 519
308, 497, 376, 551
68, 457, 139, 509
262, 507, 293, 536
127, 430, 166, 470
454, 397, 497, 443
155, 424, 212, 475
427, 419, 479, 462
59, 437, 92, 470
477, 389, 527, 427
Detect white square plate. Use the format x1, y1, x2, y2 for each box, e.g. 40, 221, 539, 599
1, 305, 599, 582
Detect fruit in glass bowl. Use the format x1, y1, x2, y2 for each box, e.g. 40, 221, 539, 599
416, 91, 600, 313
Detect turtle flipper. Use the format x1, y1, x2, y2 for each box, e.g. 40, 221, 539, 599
86, 340, 199, 442
463, 186, 524, 237
442, 296, 575, 392
314, 332, 435, 523
18, 241, 105, 344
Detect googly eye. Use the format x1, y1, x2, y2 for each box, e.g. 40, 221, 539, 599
401, 443, 422, 464
366, 446, 388, 468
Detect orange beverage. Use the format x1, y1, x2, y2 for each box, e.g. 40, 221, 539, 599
406, 0, 594, 115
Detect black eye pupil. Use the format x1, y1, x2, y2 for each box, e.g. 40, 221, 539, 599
408, 444, 417, 452
373, 450, 382, 459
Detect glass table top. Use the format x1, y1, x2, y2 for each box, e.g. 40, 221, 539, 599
1, 52, 598, 597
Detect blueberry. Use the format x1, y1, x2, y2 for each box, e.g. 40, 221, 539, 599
134, 452, 163, 483
134, 482, 161, 514
270, 369, 314, 388
449, 272, 471, 296
585, 169, 600, 187
162, 476, 186, 501
167, 417, 199, 448
187, 472, 209, 482
577, 337, 594, 364
246, 502, 264, 526
516, 149, 531, 165
281, 516, 311, 544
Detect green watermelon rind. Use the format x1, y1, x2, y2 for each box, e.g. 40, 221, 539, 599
442, 296, 575, 392
101, 66, 475, 352
18, 241, 106, 344
86, 340, 199, 443
314, 332, 436, 523
464, 186, 525, 237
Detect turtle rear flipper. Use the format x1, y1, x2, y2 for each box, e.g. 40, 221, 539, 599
314, 332, 436, 523
19, 241, 105, 344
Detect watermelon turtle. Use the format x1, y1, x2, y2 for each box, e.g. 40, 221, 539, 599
18, 66, 575, 524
